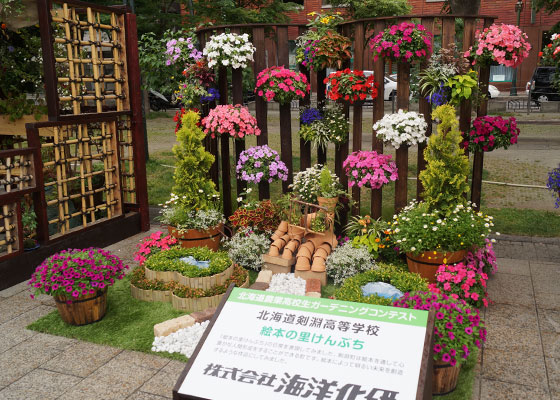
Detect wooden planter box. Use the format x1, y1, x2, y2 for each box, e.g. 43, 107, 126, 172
144, 263, 234, 289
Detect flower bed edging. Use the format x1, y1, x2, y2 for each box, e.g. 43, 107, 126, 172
144, 263, 234, 289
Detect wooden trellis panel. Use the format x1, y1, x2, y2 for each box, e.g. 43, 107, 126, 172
117, 114, 136, 204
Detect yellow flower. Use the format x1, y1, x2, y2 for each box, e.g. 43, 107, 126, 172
433, 251, 437, 255
308, 11, 317, 15
458, 234, 461, 237
443, 258, 447, 264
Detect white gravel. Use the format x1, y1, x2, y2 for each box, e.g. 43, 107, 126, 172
151, 320, 209, 357
266, 273, 306, 296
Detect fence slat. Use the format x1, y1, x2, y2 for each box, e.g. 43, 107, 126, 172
371, 20, 385, 220
395, 61, 411, 212
316, 69, 327, 165
277, 27, 293, 192
442, 17, 455, 49
351, 22, 365, 216
231, 67, 246, 197
218, 65, 232, 218
299, 26, 312, 172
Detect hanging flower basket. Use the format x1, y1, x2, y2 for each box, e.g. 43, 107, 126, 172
369, 22, 433, 64
201, 104, 260, 139
325, 69, 378, 104
255, 66, 310, 105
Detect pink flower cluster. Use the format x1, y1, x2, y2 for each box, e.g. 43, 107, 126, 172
466, 239, 497, 276
201, 104, 261, 139
28, 248, 128, 302
463, 115, 519, 152
255, 66, 310, 105
343, 151, 398, 189
369, 22, 432, 64
465, 23, 531, 68
134, 231, 178, 266
429, 262, 490, 309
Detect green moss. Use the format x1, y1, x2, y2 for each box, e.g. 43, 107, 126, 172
335, 264, 428, 306
144, 247, 231, 278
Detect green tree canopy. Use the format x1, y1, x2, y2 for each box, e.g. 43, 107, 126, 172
325, 0, 411, 21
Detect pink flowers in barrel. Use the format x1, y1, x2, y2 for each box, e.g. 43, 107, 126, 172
236, 145, 289, 184
201, 104, 260, 139
393, 292, 486, 366
343, 151, 398, 189
255, 66, 310, 105
28, 248, 128, 301
465, 24, 531, 68
369, 22, 432, 64
463, 115, 520, 152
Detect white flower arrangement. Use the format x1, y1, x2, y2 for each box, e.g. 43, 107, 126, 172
203, 33, 256, 69
326, 242, 377, 285
290, 164, 340, 204
226, 229, 270, 271
373, 109, 428, 149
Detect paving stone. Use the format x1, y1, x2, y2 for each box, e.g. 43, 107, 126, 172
536, 292, 560, 311
546, 357, 560, 391
190, 308, 216, 324
484, 323, 543, 353
112, 350, 170, 371
256, 270, 273, 284
541, 332, 560, 358
538, 308, 560, 333
42, 341, 122, 377
139, 360, 185, 398
481, 349, 548, 388
58, 382, 132, 400
494, 258, 530, 276
249, 282, 269, 291
0, 304, 54, 330
0, 326, 38, 354
128, 392, 170, 400
0, 295, 38, 324
154, 315, 195, 337
0, 282, 29, 298
484, 303, 537, 330
305, 279, 321, 293
479, 379, 551, 400
486, 273, 535, 307
0, 368, 81, 400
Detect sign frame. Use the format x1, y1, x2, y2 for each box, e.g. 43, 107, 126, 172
173, 284, 435, 400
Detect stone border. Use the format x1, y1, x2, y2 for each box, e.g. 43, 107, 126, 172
144, 263, 234, 289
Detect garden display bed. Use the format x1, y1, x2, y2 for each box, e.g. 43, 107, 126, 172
144, 263, 234, 289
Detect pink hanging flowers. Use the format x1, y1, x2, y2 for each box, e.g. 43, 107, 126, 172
465, 23, 531, 68
369, 22, 432, 64
255, 66, 310, 105
463, 115, 520, 152
343, 150, 398, 189
201, 104, 261, 139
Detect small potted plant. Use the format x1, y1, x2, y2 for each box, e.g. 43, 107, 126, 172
160, 110, 225, 251
463, 115, 520, 153
324, 69, 378, 104
547, 165, 560, 209
373, 109, 428, 149
28, 248, 128, 325
201, 104, 261, 139
465, 23, 531, 68
203, 32, 256, 69
299, 104, 348, 151
21, 204, 39, 251
226, 228, 271, 271
343, 150, 398, 190
393, 292, 486, 395
369, 22, 433, 64
290, 164, 324, 204
236, 145, 289, 185
255, 66, 310, 105
316, 166, 343, 213
445, 70, 479, 106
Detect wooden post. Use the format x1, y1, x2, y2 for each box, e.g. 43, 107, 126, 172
218, 65, 232, 218
299, 26, 312, 172
351, 22, 365, 216
26, 127, 49, 243
395, 61, 410, 212
124, 13, 150, 231
37, 0, 60, 119
232, 68, 246, 197
441, 17, 455, 50
316, 68, 327, 165
417, 17, 435, 200
277, 27, 293, 192
252, 26, 270, 200
371, 20, 385, 220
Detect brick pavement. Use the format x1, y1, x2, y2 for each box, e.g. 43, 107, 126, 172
0, 231, 558, 399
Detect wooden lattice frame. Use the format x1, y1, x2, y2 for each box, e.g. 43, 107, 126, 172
37, 119, 122, 237
117, 114, 135, 204
50, 1, 129, 114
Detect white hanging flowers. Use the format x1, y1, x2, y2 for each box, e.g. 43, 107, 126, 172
203, 33, 256, 69
373, 109, 428, 149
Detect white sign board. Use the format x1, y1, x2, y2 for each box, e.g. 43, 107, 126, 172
174, 287, 433, 400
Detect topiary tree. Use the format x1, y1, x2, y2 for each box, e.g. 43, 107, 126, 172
172, 110, 219, 211
419, 105, 470, 216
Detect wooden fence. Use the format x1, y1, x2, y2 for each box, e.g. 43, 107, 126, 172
197, 15, 496, 223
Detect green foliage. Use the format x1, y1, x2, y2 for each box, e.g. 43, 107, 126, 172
144, 247, 232, 278
310, 211, 328, 232
335, 264, 428, 306
318, 166, 343, 198
172, 110, 219, 212
326, 0, 411, 21
420, 105, 470, 215
446, 70, 479, 106
192, 0, 300, 26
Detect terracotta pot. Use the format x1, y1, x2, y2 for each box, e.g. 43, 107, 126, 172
317, 196, 339, 213
54, 289, 108, 326
167, 224, 223, 251
432, 360, 462, 395
406, 250, 467, 283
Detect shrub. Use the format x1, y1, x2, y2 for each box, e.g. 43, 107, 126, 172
335, 264, 428, 306
226, 229, 270, 271
144, 247, 231, 278
326, 242, 377, 285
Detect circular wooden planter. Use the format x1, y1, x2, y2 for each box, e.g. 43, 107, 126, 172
54, 289, 108, 326
167, 224, 223, 252
432, 360, 461, 395
406, 250, 467, 283
144, 263, 234, 289
130, 284, 172, 303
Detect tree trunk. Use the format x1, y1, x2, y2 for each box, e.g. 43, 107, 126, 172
449, 0, 481, 15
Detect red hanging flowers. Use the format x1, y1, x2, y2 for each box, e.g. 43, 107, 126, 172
324, 69, 378, 104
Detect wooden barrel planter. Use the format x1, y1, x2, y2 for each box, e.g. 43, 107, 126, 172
144, 263, 234, 288
167, 224, 223, 252
432, 360, 461, 395
54, 289, 108, 326
406, 250, 467, 283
